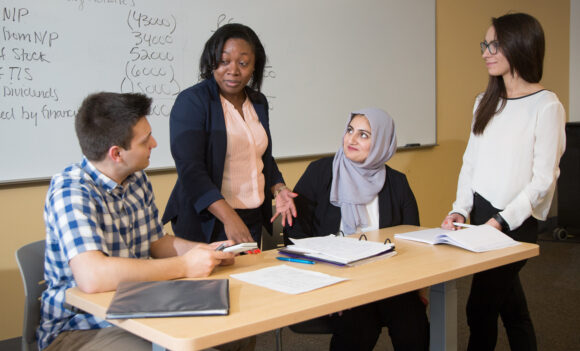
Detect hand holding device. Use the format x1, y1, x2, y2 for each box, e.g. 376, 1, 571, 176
220, 242, 258, 254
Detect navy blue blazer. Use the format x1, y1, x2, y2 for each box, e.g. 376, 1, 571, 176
163, 77, 284, 242
284, 157, 419, 244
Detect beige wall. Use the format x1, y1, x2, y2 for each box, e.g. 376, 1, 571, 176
0, 0, 569, 341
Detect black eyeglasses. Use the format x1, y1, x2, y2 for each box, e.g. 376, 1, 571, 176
480, 40, 499, 55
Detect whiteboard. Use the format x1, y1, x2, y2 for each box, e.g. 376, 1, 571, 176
0, 0, 436, 183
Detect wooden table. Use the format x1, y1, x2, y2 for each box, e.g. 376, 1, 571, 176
66, 225, 539, 351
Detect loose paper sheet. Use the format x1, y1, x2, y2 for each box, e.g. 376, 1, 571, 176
230, 265, 348, 294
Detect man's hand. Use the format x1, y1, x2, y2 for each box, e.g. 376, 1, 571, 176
181, 246, 235, 277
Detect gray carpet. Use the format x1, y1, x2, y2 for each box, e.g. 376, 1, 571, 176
254, 235, 580, 350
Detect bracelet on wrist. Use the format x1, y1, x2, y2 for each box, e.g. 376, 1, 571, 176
274, 185, 288, 198
493, 213, 510, 233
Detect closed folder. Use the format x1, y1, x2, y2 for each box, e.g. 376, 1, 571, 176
106, 279, 229, 319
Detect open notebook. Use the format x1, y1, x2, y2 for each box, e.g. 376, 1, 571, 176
106, 279, 229, 319
394, 225, 519, 253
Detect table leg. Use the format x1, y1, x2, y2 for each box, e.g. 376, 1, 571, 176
429, 280, 457, 351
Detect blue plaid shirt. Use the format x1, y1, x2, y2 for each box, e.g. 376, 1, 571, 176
38, 157, 164, 349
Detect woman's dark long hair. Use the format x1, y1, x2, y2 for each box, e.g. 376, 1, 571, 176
473, 13, 545, 134
199, 23, 266, 91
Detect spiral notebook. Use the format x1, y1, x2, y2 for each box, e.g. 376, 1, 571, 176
106, 279, 229, 319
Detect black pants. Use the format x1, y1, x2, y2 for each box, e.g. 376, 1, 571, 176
170, 206, 264, 244
466, 193, 537, 351
329, 292, 429, 351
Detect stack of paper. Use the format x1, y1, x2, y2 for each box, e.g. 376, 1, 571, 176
394, 225, 519, 253
279, 235, 395, 265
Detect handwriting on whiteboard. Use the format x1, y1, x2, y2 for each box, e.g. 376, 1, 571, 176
121, 9, 179, 117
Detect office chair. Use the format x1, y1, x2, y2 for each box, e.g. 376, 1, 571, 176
15, 240, 46, 351
273, 313, 333, 351
260, 206, 286, 251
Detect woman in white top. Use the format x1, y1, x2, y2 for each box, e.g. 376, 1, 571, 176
441, 13, 566, 351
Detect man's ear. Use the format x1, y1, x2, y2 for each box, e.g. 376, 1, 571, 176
107, 145, 123, 163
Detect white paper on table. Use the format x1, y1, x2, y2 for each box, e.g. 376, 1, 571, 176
230, 264, 348, 294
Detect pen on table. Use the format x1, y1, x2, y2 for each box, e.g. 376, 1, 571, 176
215, 243, 226, 251
452, 222, 476, 228
276, 257, 315, 265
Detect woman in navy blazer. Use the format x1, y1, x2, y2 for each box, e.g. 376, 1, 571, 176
163, 24, 296, 244
285, 109, 428, 351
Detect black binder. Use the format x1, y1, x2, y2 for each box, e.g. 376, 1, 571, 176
106, 279, 229, 319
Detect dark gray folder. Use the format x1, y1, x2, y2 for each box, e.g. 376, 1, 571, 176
106, 279, 229, 319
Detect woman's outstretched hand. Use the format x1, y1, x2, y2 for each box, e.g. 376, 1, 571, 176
271, 186, 298, 226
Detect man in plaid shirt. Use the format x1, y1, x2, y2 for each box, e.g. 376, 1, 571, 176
39, 92, 238, 350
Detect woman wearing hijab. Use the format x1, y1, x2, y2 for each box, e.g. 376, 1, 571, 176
285, 108, 429, 351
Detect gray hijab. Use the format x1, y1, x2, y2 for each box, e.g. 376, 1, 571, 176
330, 108, 397, 234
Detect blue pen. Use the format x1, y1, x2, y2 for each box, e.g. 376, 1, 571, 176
276, 257, 315, 265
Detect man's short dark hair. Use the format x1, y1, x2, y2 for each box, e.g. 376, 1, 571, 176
75, 92, 152, 161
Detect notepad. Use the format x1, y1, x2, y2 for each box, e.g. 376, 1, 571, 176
394, 225, 519, 252
279, 235, 395, 265
106, 279, 229, 319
